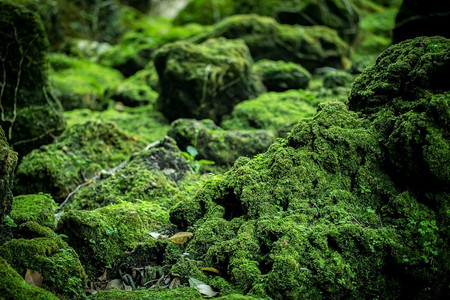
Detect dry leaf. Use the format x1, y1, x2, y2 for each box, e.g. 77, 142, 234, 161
189, 277, 218, 298
98, 269, 107, 281
201, 267, 221, 275
168, 232, 193, 244
24, 269, 43, 287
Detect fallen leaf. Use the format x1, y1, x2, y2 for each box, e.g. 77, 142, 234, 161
168, 232, 193, 244
149, 232, 168, 239
98, 269, 107, 281
201, 267, 221, 275
189, 277, 218, 298
24, 269, 43, 287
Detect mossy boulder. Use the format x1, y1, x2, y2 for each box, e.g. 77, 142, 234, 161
91, 287, 202, 299
49, 54, 124, 111
14, 121, 141, 203
11, 193, 57, 230
68, 136, 193, 210
58, 201, 170, 277
323, 70, 354, 89
175, 0, 359, 43
168, 119, 276, 166
349, 36, 450, 186
155, 38, 264, 123
221, 90, 318, 133
198, 15, 349, 71
0, 234, 87, 299
253, 60, 311, 92
0, 1, 65, 156
0, 256, 59, 300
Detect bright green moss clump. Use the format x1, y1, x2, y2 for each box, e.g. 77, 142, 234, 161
0, 235, 87, 299
14, 121, 142, 203
168, 119, 276, 166
11, 194, 57, 229
253, 60, 311, 92
198, 15, 349, 71
0, 1, 65, 156
0, 256, 59, 300
91, 287, 202, 300
155, 38, 264, 123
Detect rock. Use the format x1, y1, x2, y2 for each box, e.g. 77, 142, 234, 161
349, 36, 450, 186
49, 53, 124, 111
0, 256, 59, 300
0, 231, 87, 299
155, 38, 265, 123
393, 0, 450, 43
14, 121, 141, 203
198, 14, 349, 71
253, 60, 311, 92
323, 70, 354, 89
0, 126, 18, 244
168, 119, 276, 166
11, 194, 57, 230
0, 2, 65, 156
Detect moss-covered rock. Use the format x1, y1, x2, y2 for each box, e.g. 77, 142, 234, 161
68, 136, 193, 210
0, 1, 65, 156
14, 121, 141, 203
0, 234, 87, 299
155, 38, 264, 123
168, 119, 276, 166
175, 0, 359, 43
221, 90, 318, 134
198, 15, 348, 71
349, 36, 450, 186
253, 60, 311, 92
58, 201, 170, 277
11, 193, 57, 229
322, 70, 354, 89
0, 256, 59, 300
49, 54, 124, 111
90, 287, 202, 299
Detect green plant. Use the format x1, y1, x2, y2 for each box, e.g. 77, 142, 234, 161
182, 145, 215, 173
2, 216, 17, 228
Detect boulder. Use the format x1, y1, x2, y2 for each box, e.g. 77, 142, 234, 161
253, 60, 311, 92
11, 194, 57, 230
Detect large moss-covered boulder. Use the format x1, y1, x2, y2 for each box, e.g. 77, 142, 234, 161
175, 0, 359, 43
0, 126, 18, 244
349, 36, 450, 186
393, 0, 450, 43
68, 137, 194, 210
198, 15, 348, 71
168, 119, 276, 166
0, 256, 59, 300
0, 233, 87, 299
155, 38, 264, 123
253, 60, 311, 92
14, 121, 141, 203
11, 194, 57, 230
0, 2, 65, 156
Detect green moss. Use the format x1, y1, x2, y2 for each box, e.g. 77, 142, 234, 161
0, 256, 59, 300
63, 105, 170, 145
0, 235, 87, 299
11, 194, 57, 229
253, 60, 311, 92
198, 14, 349, 71
14, 120, 141, 203
168, 118, 276, 166
58, 201, 170, 277
90, 287, 202, 299
0, 1, 65, 156
49, 53, 124, 111
221, 90, 318, 134
322, 70, 354, 89
155, 38, 265, 123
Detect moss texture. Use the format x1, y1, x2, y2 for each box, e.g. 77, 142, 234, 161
0, 256, 59, 300
58, 201, 170, 277
155, 38, 265, 123
0, 1, 65, 156
197, 14, 349, 71
14, 120, 141, 203
322, 70, 354, 89
253, 60, 311, 92
49, 53, 124, 111
0, 234, 87, 299
11, 193, 57, 229
90, 287, 202, 300
168, 118, 276, 166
